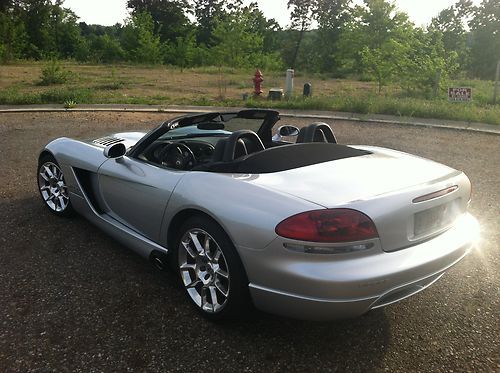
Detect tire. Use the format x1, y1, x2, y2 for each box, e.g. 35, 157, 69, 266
174, 216, 250, 320
37, 154, 74, 217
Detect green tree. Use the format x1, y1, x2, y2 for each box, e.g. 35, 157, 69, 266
0, 0, 13, 12
287, 0, 315, 68
163, 31, 197, 70
313, 0, 352, 74
243, 2, 281, 53
398, 29, 458, 94
429, 0, 474, 72
50, 3, 83, 58
93, 34, 125, 63
76, 22, 124, 62
122, 12, 162, 64
469, 0, 500, 79
356, 1, 457, 94
0, 10, 27, 61
1, 0, 83, 60
193, 0, 229, 46
16, 0, 55, 58
346, 0, 415, 92
126, 0, 191, 43
361, 39, 405, 93
211, 8, 263, 68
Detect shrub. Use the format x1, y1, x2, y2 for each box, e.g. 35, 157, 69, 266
39, 59, 71, 85
63, 100, 77, 108
0, 88, 42, 104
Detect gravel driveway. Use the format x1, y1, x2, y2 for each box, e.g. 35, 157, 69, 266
0, 112, 498, 372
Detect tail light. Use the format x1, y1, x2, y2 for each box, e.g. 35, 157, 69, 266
275, 209, 378, 243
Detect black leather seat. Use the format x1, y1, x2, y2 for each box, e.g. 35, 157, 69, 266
296, 122, 337, 144
223, 130, 265, 162
212, 139, 227, 162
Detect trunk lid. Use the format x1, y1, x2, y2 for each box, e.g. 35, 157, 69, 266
245, 146, 471, 252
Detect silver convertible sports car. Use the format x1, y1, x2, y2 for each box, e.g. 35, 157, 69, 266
37, 109, 479, 320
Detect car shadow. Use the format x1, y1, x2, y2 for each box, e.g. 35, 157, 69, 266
213, 307, 390, 370
1, 195, 390, 371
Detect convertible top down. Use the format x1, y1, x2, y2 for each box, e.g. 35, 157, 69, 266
37, 109, 479, 320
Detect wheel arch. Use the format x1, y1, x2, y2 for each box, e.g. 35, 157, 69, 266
167, 208, 229, 250
166, 208, 250, 282
38, 149, 55, 163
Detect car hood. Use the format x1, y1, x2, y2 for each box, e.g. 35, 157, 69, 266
113, 131, 147, 143
241, 146, 458, 207
87, 131, 148, 149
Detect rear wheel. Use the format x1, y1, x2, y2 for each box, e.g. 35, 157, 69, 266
175, 216, 250, 320
37, 155, 73, 216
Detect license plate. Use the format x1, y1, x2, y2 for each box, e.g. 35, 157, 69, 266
414, 200, 460, 237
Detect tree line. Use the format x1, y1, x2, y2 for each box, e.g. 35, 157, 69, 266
0, 0, 499, 92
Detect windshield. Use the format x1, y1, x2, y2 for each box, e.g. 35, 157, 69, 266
158, 127, 230, 140
221, 117, 264, 133
159, 116, 265, 140
167, 110, 280, 136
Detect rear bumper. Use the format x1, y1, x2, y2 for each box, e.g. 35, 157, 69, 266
246, 213, 479, 320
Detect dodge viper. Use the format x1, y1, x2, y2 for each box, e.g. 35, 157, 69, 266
37, 109, 479, 320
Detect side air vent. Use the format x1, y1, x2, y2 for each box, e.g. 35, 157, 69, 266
93, 136, 124, 146
72, 167, 105, 214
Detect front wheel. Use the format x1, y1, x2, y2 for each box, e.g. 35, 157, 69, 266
175, 216, 250, 320
37, 155, 73, 216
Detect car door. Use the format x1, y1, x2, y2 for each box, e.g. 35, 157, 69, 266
97, 156, 184, 242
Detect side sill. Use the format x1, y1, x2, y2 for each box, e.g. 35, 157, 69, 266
68, 192, 168, 260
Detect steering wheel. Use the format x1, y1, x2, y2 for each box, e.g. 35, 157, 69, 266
158, 143, 196, 170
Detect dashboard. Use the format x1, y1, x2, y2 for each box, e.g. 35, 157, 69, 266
141, 138, 220, 167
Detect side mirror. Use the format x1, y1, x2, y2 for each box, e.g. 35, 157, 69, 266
279, 125, 300, 137
272, 125, 300, 142
104, 143, 126, 159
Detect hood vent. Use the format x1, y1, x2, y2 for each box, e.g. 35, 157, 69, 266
93, 136, 124, 147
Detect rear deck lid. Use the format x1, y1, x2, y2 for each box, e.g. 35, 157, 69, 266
243, 146, 469, 252
246, 146, 456, 207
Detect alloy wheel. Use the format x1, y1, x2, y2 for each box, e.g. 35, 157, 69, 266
178, 228, 230, 313
38, 161, 70, 212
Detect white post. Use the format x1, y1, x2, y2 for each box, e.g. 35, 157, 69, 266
285, 69, 294, 98
494, 60, 500, 105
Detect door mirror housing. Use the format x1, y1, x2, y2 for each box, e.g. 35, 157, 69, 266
104, 143, 126, 159
272, 125, 300, 142
279, 125, 300, 137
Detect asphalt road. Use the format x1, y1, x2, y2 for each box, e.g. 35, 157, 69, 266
0, 112, 498, 372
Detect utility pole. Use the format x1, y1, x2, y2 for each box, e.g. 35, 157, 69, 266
494, 60, 500, 105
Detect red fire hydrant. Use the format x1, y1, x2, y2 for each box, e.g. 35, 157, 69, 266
253, 70, 263, 96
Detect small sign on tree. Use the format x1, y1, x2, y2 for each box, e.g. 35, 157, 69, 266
448, 87, 472, 102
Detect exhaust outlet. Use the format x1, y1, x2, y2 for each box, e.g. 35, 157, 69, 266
153, 257, 165, 271
150, 249, 169, 271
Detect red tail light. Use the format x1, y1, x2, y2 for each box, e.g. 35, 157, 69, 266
275, 209, 378, 243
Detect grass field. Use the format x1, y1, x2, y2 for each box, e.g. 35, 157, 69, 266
1, 61, 499, 125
